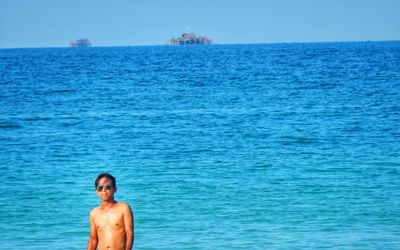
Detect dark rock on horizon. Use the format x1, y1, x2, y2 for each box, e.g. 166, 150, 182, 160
168, 33, 212, 45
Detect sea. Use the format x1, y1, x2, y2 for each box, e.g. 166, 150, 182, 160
0, 41, 399, 249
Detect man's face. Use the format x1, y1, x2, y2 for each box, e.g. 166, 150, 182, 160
96, 177, 116, 201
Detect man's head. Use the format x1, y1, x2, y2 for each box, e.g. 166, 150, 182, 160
95, 173, 117, 201
94, 173, 117, 189
95, 173, 116, 189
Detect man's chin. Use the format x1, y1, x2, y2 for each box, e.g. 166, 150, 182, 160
101, 196, 114, 202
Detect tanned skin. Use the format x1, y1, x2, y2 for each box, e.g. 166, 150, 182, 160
87, 177, 134, 250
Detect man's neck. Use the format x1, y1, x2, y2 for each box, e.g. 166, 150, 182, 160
101, 199, 117, 208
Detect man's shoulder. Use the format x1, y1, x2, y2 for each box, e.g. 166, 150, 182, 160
117, 201, 131, 209
90, 206, 101, 215
116, 202, 132, 212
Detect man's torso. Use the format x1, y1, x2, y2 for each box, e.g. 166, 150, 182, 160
93, 203, 127, 250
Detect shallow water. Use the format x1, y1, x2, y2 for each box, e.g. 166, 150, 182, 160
0, 42, 400, 249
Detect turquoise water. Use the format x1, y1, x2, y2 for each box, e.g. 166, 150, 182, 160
1, 42, 400, 249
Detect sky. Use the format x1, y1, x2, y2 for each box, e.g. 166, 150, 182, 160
0, 0, 399, 48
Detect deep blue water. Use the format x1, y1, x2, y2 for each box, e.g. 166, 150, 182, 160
0, 42, 400, 249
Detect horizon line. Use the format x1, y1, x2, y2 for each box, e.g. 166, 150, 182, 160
1, 39, 399, 50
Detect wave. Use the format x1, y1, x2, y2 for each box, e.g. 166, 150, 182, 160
22, 116, 52, 121
0, 121, 22, 129
46, 89, 77, 94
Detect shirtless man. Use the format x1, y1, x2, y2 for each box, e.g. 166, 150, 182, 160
87, 173, 134, 250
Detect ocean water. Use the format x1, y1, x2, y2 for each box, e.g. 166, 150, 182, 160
0, 42, 399, 249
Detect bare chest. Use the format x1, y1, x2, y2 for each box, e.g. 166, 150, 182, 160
94, 210, 125, 231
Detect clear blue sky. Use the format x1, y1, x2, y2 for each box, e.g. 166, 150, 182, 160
1, 0, 399, 48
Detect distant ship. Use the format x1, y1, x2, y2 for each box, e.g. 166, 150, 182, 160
168, 33, 212, 45
69, 39, 92, 47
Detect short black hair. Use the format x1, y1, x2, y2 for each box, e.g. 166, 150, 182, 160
95, 173, 116, 188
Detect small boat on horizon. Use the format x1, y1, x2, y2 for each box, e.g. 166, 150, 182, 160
69, 39, 92, 47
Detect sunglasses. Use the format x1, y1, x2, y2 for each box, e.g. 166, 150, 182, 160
96, 185, 113, 191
